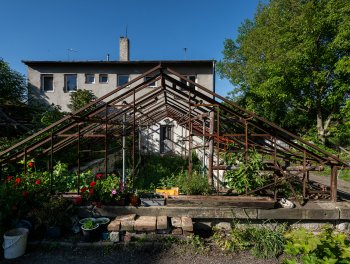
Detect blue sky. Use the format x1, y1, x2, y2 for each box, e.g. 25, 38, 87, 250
0, 0, 262, 96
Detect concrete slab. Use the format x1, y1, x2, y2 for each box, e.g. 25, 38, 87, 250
181, 217, 193, 232
258, 208, 339, 220
134, 216, 157, 232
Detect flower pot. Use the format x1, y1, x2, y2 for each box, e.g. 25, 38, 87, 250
128, 194, 141, 206
81, 224, 100, 242
78, 218, 96, 226
95, 217, 110, 232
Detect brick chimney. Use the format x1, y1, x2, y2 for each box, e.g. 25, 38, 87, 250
119, 37, 129, 61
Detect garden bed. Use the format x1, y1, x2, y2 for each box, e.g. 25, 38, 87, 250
166, 195, 276, 209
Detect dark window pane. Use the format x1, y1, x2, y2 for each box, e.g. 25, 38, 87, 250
65, 74, 77, 92
99, 74, 108, 83
118, 75, 129, 86
145, 76, 156, 87
43, 75, 53, 92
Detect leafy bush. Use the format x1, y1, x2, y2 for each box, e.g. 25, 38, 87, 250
213, 222, 286, 259
283, 226, 350, 264
224, 148, 270, 194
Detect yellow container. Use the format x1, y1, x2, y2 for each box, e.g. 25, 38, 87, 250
155, 187, 179, 196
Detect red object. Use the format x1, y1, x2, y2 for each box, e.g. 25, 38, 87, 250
96, 173, 103, 180
74, 195, 82, 205
35, 179, 41, 185
89, 181, 96, 187
6, 176, 14, 181
89, 188, 94, 195
81, 187, 87, 193
28, 162, 34, 168
22, 191, 29, 197
15, 177, 21, 184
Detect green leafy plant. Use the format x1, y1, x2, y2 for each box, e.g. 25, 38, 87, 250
283, 226, 350, 264
224, 148, 270, 194
82, 219, 98, 230
212, 221, 286, 259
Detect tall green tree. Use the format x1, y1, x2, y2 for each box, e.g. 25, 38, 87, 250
218, 0, 350, 145
0, 59, 27, 104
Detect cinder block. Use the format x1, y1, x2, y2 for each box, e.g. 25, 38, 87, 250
114, 214, 136, 221
181, 217, 193, 232
109, 232, 120, 242
183, 230, 194, 236
171, 217, 182, 228
134, 216, 157, 232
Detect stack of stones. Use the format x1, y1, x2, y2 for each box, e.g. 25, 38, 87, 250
107, 214, 193, 242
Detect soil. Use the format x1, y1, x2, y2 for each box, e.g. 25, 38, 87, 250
1, 242, 280, 264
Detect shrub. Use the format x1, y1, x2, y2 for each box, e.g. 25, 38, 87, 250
283, 226, 350, 263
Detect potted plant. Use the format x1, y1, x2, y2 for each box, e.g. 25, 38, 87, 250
81, 219, 99, 242
128, 190, 141, 206
37, 196, 75, 238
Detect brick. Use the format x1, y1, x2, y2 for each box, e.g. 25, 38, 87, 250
171, 227, 183, 235
181, 217, 193, 232
156, 216, 168, 230
109, 232, 120, 242
171, 217, 182, 228
107, 220, 121, 232
134, 216, 157, 232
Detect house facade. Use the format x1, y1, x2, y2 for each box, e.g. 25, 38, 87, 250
23, 38, 216, 157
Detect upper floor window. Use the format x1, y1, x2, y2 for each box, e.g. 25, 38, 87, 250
144, 76, 156, 87
65, 74, 77, 92
99, 74, 108, 83
180, 75, 196, 90
85, 74, 95, 84
118, 75, 129, 87
41, 74, 54, 92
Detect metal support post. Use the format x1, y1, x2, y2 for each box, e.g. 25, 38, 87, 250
331, 165, 338, 202
122, 114, 126, 185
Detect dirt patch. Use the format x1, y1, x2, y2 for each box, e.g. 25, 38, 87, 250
1, 241, 280, 264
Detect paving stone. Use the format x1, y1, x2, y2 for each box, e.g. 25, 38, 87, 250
171, 227, 183, 235
123, 231, 133, 242
109, 231, 120, 242
181, 217, 193, 232
171, 217, 182, 227
336, 221, 349, 232
157, 216, 168, 230
120, 220, 135, 231
134, 216, 157, 232
107, 220, 121, 232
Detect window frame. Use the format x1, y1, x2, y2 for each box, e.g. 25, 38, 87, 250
99, 74, 109, 84
85, 73, 95, 84
41, 74, 54, 92
64, 74, 77, 93
117, 74, 129, 87
144, 76, 157, 87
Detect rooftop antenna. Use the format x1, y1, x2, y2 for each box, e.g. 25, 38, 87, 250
183, 48, 187, 60
125, 25, 128, 38
67, 48, 77, 60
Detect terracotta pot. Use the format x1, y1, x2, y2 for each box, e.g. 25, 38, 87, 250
129, 194, 141, 206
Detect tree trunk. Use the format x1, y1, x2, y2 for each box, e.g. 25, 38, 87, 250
316, 107, 332, 145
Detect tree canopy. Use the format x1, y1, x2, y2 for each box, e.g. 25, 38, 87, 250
218, 0, 350, 145
68, 89, 96, 112
0, 59, 27, 104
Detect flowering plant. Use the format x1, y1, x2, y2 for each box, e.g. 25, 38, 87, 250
80, 173, 126, 204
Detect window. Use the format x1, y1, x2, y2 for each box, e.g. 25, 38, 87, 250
85, 74, 95, 84
160, 125, 173, 153
144, 76, 156, 87
65, 74, 77, 92
118, 75, 129, 86
99, 74, 108, 83
180, 75, 196, 90
41, 74, 54, 92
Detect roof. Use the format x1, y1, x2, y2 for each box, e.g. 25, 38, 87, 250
22, 60, 215, 67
